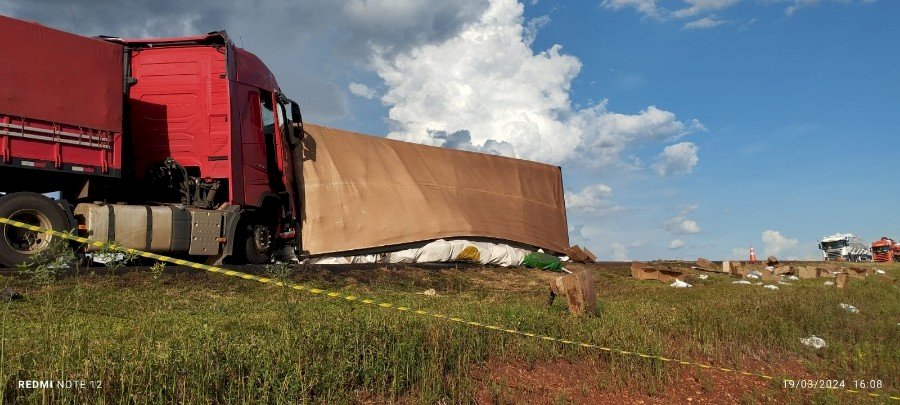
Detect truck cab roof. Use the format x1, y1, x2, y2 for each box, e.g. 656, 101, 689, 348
820, 233, 858, 242
104, 31, 281, 94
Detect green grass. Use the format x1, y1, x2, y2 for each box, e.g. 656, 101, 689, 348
1, 261, 898, 403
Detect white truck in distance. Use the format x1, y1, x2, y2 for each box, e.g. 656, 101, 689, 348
818, 233, 872, 262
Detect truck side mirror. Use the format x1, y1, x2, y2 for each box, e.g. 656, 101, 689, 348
290, 101, 304, 138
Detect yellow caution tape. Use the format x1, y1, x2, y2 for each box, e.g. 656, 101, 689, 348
1, 216, 896, 401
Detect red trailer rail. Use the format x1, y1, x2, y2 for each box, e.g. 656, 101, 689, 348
0, 114, 118, 175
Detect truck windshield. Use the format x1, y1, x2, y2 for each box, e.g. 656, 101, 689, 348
821, 240, 848, 250
873, 246, 890, 253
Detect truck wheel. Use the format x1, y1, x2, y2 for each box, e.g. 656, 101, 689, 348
241, 223, 272, 265
0, 192, 69, 268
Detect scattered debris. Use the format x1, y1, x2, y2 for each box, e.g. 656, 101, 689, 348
732, 280, 751, 285
753, 282, 763, 286
89, 252, 126, 264
564, 245, 597, 263
722, 261, 732, 273
630, 261, 685, 283
0, 287, 23, 302
839, 303, 859, 314
774, 265, 793, 275
823, 281, 835, 286
697, 274, 709, 280
787, 275, 799, 281
670, 280, 692, 288
846, 267, 871, 278
522, 252, 563, 272
763, 284, 779, 290
797, 267, 819, 279
746, 273, 760, 280
835, 272, 848, 289
760, 269, 781, 282
778, 281, 792, 286
801, 335, 827, 349
875, 269, 885, 275
418, 289, 438, 296
729, 261, 749, 278
549, 271, 596, 315
695, 257, 719, 272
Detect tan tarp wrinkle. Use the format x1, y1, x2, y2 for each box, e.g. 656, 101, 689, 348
300, 124, 569, 255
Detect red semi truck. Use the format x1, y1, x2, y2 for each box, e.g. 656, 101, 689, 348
872, 237, 899, 263
0, 16, 305, 266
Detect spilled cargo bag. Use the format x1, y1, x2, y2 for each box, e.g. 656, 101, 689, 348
522, 252, 563, 272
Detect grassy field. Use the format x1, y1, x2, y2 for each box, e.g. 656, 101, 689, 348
1, 259, 898, 403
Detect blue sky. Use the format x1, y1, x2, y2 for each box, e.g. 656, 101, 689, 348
335, 0, 899, 261
5, 0, 895, 260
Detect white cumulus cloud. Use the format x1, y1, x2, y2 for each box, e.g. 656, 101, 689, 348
663, 204, 701, 234
731, 247, 749, 260
783, 0, 876, 16
761, 230, 798, 257
348, 82, 377, 99
579, 104, 704, 167
601, 0, 876, 22
683, 16, 728, 29
565, 184, 619, 215
374, 0, 702, 165
666, 219, 700, 234
601, 0, 662, 19
668, 239, 686, 250
653, 142, 699, 176
523, 14, 550, 46
674, 0, 739, 18
611, 242, 629, 261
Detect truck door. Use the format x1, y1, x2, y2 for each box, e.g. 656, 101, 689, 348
240, 88, 283, 205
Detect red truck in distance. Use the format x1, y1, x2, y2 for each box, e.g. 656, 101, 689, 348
872, 237, 899, 263
0, 15, 304, 266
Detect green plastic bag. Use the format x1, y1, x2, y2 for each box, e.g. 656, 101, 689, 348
521, 252, 563, 272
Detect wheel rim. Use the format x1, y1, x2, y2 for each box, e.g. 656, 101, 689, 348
252, 225, 272, 254
3, 209, 53, 255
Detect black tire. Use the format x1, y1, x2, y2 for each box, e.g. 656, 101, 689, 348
0, 192, 69, 267
239, 223, 273, 265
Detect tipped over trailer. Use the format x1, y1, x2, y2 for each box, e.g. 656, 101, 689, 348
0, 15, 569, 267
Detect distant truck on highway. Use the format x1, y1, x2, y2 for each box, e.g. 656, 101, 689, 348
818, 233, 871, 262
871, 237, 900, 262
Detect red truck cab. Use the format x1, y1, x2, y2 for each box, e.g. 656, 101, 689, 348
872, 237, 896, 263
0, 16, 304, 266
117, 32, 304, 262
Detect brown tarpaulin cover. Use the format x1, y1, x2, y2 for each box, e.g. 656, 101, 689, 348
300, 124, 569, 255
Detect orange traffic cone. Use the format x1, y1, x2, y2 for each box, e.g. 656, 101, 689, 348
749, 246, 758, 263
